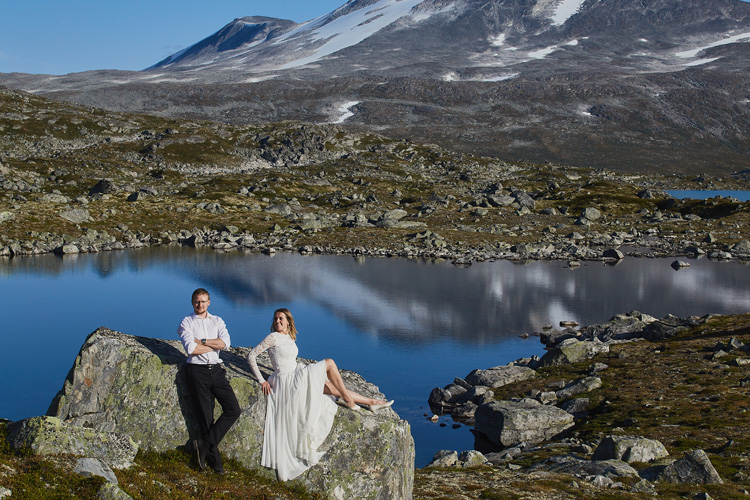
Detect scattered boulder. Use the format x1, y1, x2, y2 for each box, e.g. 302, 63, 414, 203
593, 435, 669, 463
97, 483, 134, 500
513, 191, 536, 210
474, 400, 574, 448
539, 339, 610, 366
89, 179, 118, 196
425, 450, 458, 468
641, 315, 705, 342
464, 365, 536, 388
602, 248, 624, 260
657, 450, 723, 485
555, 376, 602, 400
41, 193, 70, 203
75, 457, 119, 484
560, 398, 590, 416
195, 202, 225, 214
574, 311, 657, 345
458, 450, 486, 467
581, 207, 602, 221
60, 208, 92, 224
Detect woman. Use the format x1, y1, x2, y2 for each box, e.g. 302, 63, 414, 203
246, 308, 393, 481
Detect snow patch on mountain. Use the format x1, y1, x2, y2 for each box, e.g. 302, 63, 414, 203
490, 34, 507, 46
477, 73, 519, 82
675, 31, 750, 58
550, 0, 587, 26
332, 101, 360, 123
527, 39, 579, 59
411, 2, 456, 22
683, 57, 722, 67
443, 71, 518, 82
278, 0, 425, 70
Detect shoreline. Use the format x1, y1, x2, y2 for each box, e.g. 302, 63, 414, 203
2, 222, 750, 264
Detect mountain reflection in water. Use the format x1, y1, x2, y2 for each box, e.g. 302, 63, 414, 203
3, 247, 750, 466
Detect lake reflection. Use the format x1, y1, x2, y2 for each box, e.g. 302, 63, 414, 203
3, 248, 750, 466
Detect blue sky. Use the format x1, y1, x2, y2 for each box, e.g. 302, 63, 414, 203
0, 0, 345, 75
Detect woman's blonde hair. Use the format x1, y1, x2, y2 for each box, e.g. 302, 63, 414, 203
272, 308, 298, 340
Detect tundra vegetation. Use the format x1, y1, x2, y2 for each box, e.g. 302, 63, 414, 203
1, 88, 749, 261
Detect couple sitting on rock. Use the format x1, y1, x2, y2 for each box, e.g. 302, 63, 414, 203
177, 288, 393, 480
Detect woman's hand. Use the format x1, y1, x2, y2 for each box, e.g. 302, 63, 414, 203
261, 381, 272, 395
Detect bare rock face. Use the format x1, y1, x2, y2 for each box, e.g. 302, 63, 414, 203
46, 327, 414, 500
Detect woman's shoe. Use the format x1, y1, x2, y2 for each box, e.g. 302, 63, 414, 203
368, 400, 394, 411
336, 398, 361, 411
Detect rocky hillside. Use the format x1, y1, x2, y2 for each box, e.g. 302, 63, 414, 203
1, 0, 749, 173
1, 87, 749, 262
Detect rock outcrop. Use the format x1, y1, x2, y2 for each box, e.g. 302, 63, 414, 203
35, 327, 413, 500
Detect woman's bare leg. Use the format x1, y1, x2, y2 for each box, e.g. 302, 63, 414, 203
322, 359, 387, 407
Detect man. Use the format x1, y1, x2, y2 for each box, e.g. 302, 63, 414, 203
178, 288, 241, 474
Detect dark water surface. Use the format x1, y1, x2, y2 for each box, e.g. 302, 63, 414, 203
3, 247, 750, 466
667, 190, 750, 201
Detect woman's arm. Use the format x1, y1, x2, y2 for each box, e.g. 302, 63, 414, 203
247, 333, 276, 393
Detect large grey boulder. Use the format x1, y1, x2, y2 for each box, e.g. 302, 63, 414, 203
539, 338, 609, 367
6, 416, 137, 469
60, 208, 92, 224
465, 365, 536, 388
474, 400, 574, 448
593, 435, 669, 463
46, 327, 414, 500
657, 450, 723, 485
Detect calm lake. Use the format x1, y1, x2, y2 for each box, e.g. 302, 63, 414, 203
3, 247, 750, 467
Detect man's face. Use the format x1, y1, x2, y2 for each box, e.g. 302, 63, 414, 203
192, 294, 210, 316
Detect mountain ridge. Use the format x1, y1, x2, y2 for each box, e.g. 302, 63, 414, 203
1, 0, 749, 174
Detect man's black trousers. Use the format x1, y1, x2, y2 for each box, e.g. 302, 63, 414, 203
187, 363, 241, 466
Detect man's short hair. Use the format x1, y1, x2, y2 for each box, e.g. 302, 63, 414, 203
192, 288, 210, 301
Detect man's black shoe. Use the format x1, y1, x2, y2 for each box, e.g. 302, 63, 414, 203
193, 439, 208, 470
213, 465, 225, 475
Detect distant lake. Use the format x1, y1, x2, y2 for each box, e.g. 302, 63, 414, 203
667, 190, 750, 201
3, 248, 750, 467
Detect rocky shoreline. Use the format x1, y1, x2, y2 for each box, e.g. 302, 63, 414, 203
416, 311, 750, 499
2, 207, 750, 265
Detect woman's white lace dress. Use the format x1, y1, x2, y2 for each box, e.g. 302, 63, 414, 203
247, 331, 337, 481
